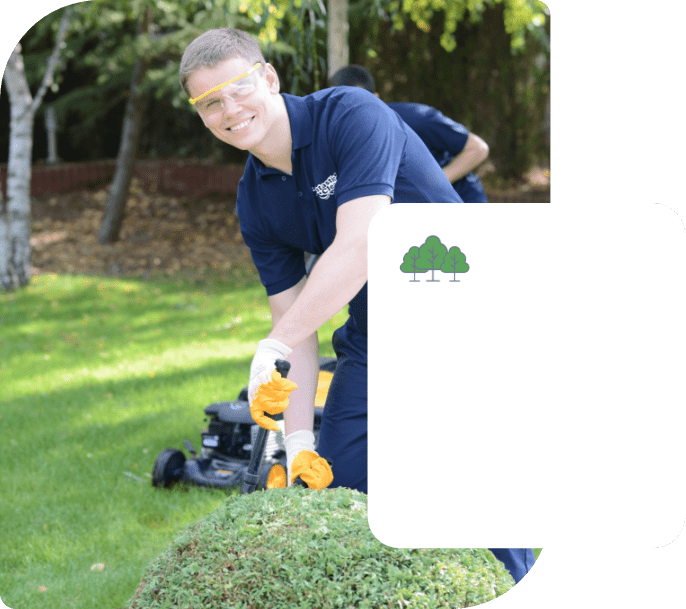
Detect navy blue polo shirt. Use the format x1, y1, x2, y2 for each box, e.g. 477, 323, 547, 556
388, 102, 488, 203
236, 87, 461, 334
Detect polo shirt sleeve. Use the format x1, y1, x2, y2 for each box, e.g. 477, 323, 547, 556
327, 93, 406, 205
240, 226, 306, 296
237, 179, 306, 297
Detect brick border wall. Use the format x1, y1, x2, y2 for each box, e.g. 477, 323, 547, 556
0, 160, 245, 199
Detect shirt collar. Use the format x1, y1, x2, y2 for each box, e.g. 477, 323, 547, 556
281, 93, 313, 151
250, 93, 313, 177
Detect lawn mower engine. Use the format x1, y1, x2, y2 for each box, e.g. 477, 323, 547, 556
152, 357, 336, 491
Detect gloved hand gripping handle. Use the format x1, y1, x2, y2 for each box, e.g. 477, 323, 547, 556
241, 360, 308, 493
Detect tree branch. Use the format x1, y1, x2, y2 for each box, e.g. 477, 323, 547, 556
30, 5, 73, 116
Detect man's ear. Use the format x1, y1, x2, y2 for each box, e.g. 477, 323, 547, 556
263, 63, 281, 93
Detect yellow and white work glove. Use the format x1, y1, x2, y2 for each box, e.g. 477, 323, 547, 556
249, 368, 298, 432
248, 339, 295, 431
248, 339, 293, 403
284, 430, 334, 490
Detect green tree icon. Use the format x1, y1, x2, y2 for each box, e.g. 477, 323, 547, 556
400, 246, 427, 282
417, 235, 447, 282
441, 246, 470, 281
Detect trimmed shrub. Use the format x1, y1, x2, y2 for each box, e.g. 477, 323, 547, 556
128, 487, 514, 608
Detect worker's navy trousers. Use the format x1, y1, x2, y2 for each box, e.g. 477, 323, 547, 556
317, 319, 535, 585
317, 320, 369, 494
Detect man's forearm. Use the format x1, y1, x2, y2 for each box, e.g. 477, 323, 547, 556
268, 238, 367, 349
443, 134, 489, 183
443, 150, 484, 182
283, 331, 319, 436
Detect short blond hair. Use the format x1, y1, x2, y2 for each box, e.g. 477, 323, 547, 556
179, 28, 265, 95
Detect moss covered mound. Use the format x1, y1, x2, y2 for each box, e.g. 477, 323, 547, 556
128, 487, 514, 608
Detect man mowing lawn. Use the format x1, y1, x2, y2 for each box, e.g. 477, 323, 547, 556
179, 28, 534, 584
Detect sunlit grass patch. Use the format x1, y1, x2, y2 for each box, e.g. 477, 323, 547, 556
0, 272, 346, 609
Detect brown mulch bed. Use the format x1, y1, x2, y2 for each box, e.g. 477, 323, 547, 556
29, 171, 549, 279
30, 178, 253, 280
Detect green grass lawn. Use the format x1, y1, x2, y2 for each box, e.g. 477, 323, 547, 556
0, 271, 346, 609
1, 272, 541, 608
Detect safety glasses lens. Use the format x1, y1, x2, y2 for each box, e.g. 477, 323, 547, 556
196, 72, 259, 116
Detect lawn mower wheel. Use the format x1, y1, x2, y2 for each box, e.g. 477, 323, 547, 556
152, 448, 186, 488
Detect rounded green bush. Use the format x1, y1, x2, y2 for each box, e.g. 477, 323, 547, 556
128, 487, 514, 608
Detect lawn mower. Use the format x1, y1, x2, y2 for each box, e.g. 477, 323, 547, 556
152, 356, 336, 492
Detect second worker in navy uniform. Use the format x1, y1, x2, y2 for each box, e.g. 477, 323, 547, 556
329, 64, 490, 203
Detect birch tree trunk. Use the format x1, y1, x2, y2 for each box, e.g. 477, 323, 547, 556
327, 0, 349, 79
1, 8, 72, 290
1, 48, 34, 290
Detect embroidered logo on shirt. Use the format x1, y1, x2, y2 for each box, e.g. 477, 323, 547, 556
312, 173, 337, 200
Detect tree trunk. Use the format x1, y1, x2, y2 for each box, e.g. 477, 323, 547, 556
327, 0, 349, 78
1, 8, 72, 290
98, 4, 155, 245
1, 48, 38, 290
45, 107, 60, 164
98, 56, 149, 244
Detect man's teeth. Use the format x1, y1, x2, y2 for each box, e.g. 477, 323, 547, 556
230, 118, 253, 132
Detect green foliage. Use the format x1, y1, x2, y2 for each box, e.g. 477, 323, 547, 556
417, 235, 448, 281
240, 0, 546, 92
3, 0, 549, 175
238, 0, 550, 175
59, 0, 257, 109
7, 0, 277, 161
399, 245, 427, 281
351, 2, 550, 178
353, 0, 547, 53
238, 0, 328, 94
441, 246, 469, 281
127, 487, 514, 608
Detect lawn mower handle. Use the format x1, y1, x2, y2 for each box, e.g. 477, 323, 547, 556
241, 360, 309, 493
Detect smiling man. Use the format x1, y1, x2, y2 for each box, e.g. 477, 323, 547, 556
179, 27, 534, 587
180, 27, 462, 497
